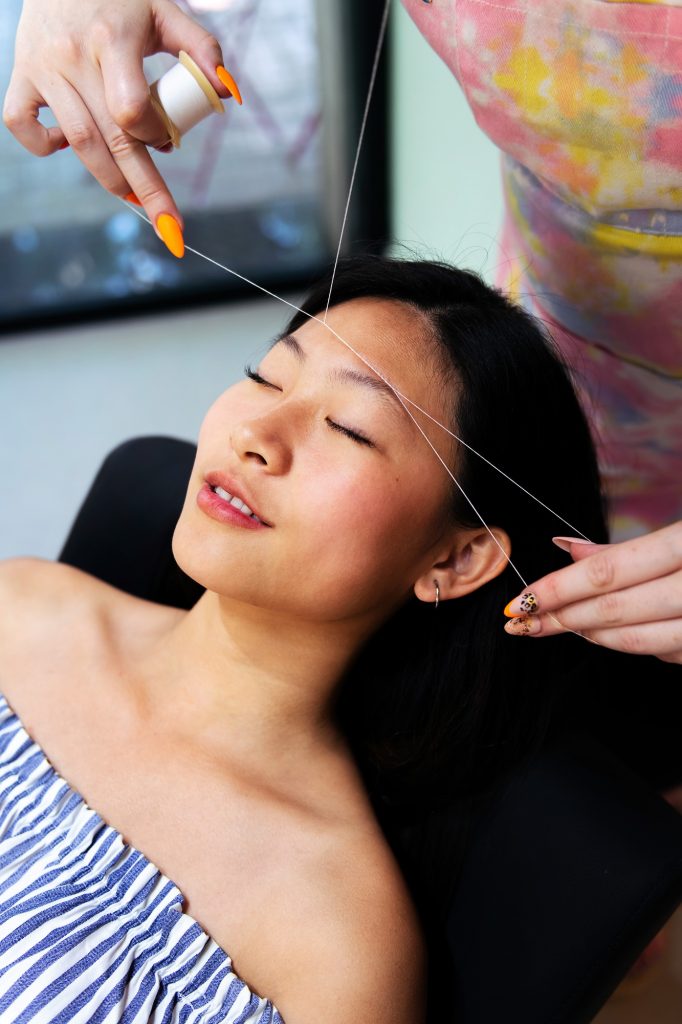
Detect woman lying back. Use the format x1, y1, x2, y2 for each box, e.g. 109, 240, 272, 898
0, 256, 608, 1023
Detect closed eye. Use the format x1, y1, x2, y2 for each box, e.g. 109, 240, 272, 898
245, 365, 374, 447
326, 418, 375, 447
244, 365, 281, 390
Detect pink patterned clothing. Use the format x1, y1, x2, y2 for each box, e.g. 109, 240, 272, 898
402, 0, 682, 538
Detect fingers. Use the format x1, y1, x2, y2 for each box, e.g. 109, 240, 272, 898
99, 49, 169, 149
44, 78, 131, 196
563, 619, 681, 662
77, 75, 185, 236
535, 569, 682, 635
6, 0, 232, 258
46, 74, 184, 248
108, 139, 184, 239
562, 540, 604, 563
503, 523, 682, 662
3, 75, 66, 156
504, 522, 682, 617
153, 0, 228, 98
505, 609, 682, 662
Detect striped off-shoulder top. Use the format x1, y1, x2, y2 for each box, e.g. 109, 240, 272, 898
0, 693, 284, 1023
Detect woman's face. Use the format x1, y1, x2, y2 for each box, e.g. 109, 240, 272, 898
173, 297, 457, 625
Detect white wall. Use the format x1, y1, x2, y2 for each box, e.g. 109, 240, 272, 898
0, 300, 287, 559
0, 3, 503, 560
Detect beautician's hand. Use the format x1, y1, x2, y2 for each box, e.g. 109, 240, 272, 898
503, 521, 682, 665
3, 0, 230, 243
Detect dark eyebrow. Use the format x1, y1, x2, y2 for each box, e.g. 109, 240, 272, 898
327, 366, 404, 416
275, 333, 306, 361
272, 333, 404, 416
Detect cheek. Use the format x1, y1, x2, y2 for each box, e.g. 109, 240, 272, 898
194, 398, 227, 464
293, 460, 443, 583
193, 388, 257, 474
196, 390, 244, 444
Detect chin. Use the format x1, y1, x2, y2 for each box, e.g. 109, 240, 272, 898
170, 506, 271, 607
171, 505, 231, 595
171, 496, 398, 622
171, 511, 231, 587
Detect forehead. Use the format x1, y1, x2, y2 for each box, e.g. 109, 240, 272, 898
292, 297, 451, 422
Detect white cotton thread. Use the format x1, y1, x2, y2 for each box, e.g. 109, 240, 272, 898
121, 204, 602, 642
124, 197, 592, 560
117, 0, 601, 645
388, 394, 592, 541
322, 0, 392, 324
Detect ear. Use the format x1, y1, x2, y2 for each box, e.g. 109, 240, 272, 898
413, 526, 511, 606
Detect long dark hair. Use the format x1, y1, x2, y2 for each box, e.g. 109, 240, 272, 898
286, 256, 608, 991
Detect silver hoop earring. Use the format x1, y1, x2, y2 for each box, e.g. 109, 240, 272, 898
433, 579, 440, 610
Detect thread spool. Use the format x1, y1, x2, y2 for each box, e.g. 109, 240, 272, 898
149, 51, 239, 148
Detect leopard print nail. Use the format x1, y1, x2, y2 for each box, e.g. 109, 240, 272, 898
505, 615, 539, 636
519, 592, 539, 614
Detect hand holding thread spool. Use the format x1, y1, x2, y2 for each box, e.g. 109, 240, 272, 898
5, 0, 242, 259
149, 52, 242, 150
133, 53, 242, 259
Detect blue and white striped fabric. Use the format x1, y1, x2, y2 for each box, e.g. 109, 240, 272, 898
0, 694, 284, 1023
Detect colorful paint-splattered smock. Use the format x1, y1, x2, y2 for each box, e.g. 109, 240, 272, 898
403, 0, 682, 538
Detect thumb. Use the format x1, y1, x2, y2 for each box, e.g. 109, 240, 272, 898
152, 0, 231, 99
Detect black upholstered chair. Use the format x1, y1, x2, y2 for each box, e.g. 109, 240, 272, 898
59, 436, 682, 1024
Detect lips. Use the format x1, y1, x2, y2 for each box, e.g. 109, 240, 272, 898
203, 471, 271, 526
211, 484, 260, 519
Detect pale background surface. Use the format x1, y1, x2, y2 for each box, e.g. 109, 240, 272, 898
0, 2, 503, 560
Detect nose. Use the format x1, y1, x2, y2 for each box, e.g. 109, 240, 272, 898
230, 416, 291, 474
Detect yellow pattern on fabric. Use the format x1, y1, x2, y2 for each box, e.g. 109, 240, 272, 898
493, 47, 550, 117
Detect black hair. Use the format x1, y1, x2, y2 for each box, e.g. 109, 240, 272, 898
286, 255, 608, 1007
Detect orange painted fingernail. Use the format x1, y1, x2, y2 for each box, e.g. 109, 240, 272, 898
156, 213, 184, 259
504, 601, 522, 618
124, 192, 142, 206
216, 65, 243, 105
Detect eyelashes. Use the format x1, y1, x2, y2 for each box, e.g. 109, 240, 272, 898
244, 364, 279, 389
325, 419, 374, 447
243, 365, 375, 448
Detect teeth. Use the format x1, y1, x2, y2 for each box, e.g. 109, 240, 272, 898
211, 485, 261, 522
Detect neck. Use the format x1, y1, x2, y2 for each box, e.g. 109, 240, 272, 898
139, 590, 374, 761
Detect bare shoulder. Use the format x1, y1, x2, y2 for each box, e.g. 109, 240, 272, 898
0, 555, 180, 624
0, 553, 184, 748
0, 556, 121, 634
0, 556, 100, 622
278, 827, 427, 1024
0, 556, 101, 601
0, 556, 178, 671
0, 557, 111, 674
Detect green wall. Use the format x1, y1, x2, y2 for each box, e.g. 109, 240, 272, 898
389, 2, 503, 281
